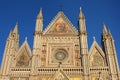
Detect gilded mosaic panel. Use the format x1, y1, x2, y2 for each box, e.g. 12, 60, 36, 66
16, 53, 29, 67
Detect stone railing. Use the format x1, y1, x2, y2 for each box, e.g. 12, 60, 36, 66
37, 67, 83, 75
62, 67, 83, 75
89, 67, 109, 74
10, 68, 31, 71
37, 67, 58, 75
9, 67, 31, 77
9, 67, 83, 77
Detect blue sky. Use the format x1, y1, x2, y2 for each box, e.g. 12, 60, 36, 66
0, 0, 120, 67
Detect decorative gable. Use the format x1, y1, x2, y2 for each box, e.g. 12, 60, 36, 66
15, 40, 32, 67
51, 68, 69, 80
89, 40, 106, 67
43, 11, 78, 35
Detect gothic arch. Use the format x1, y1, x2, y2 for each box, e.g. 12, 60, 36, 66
15, 40, 32, 67
51, 68, 69, 80
89, 40, 106, 67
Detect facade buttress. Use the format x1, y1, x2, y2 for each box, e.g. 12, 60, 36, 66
1, 23, 19, 78
30, 8, 43, 77
102, 24, 120, 80
78, 8, 89, 80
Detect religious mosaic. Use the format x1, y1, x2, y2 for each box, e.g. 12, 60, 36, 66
16, 53, 29, 67
48, 22, 72, 34
90, 52, 104, 67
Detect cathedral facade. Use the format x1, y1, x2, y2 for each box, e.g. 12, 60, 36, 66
0, 8, 120, 80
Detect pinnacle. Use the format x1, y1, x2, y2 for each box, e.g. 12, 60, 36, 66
78, 7, 86, 33
25, 37, 27, 41
108, 29, 112, 37
37, 8, 43, 19
103, 23, 108, 34
13, 22, 18, 34
58, 10, 64, 16
24, 37, 28, 44
93, 36, 96, 41
79, 7, 84, 19
8, 30, 12, 37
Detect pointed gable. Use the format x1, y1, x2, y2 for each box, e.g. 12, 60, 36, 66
15, 39, 32, 67
89, 39, 106, 67
51, 68, 69, 80
43, 11, 78, 35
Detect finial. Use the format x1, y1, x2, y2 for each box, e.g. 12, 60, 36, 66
79, 7, 84, 19
13, 22, 18, 34
37, 8, 43, 19
80, 7, 82, 11
103, 23, 108, 34
93, 36, 96, 41
25, 37, 27, 41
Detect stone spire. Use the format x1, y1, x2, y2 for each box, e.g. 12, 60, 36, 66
79, 7, 85, 19
102, 23, 108, 34
37, 8, 43, 19
12, 22, 19, 41
8, 30, 12, 38
78, 7, 86, 34
1, 22, 19, 76
102, 24, 120, 80
78, 7, 89, 80
13, 22, 18, 34
108, 29, 113, 38
35, 8, 43, 32
32, 8, 43, 76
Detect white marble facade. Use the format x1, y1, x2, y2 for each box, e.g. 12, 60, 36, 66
0, 8, 120, 80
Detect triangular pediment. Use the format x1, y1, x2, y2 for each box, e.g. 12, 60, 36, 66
89, 40, 105, 58
89, 40, 106, 67
15, 40, 32, 67
51, 68, 69, 80
43, 11, 78, 35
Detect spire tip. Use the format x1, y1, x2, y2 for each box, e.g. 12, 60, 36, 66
37, 8, 43, 19
93, 36, 96, 41
80, 7, 82, 11
25, 37, 27, 41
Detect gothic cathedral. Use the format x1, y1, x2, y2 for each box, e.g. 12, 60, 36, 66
0, 8, 120, 80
